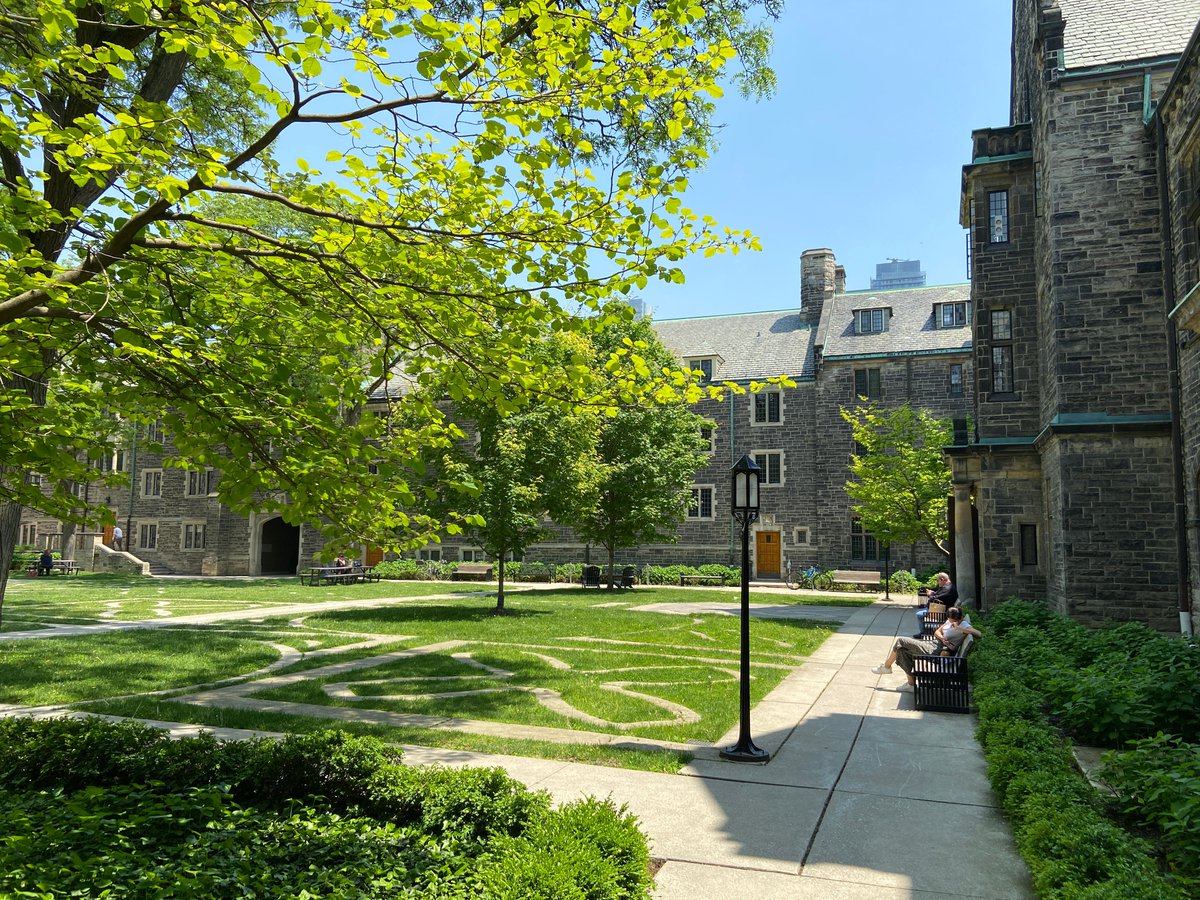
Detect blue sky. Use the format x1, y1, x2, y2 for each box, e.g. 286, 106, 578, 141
641, 1, 1014, 321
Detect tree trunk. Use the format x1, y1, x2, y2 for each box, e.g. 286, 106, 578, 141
606, 544, 616, 589
0, 497, 22, 628
496, 555, 506, 612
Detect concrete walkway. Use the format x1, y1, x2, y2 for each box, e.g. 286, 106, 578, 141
5, 599, 1031, 898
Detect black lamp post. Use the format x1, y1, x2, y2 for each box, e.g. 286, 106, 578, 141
720, 454, 770, 763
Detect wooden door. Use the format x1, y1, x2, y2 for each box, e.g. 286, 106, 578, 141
755, 530, 780, 579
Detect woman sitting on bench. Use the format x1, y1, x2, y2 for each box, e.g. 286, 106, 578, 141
913, 572, 957, 638
872, 607, 980, 691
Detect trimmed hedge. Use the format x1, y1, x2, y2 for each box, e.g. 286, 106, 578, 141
0, 718, 653, 898
972, 601, 1198, 897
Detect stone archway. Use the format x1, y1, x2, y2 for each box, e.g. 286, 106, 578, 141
259, 516, 300, 575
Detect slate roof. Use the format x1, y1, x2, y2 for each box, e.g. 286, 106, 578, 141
1058, 0, 1200, 69
821, 283, 972, 359
653, 309, 816, 382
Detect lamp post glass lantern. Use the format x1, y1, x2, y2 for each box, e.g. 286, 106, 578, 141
721, 455, 770, 763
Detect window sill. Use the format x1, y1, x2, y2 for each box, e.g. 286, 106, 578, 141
986, 392, 1020, 402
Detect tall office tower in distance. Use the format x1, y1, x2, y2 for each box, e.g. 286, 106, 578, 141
871, 259, 926, 290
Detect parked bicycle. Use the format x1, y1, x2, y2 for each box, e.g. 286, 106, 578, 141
783, 557, 833, 591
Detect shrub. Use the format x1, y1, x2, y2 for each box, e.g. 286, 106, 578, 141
372, 558, 422, 580
556, 563, 581, 583
0, 718, 649, 898
885, 569, 920, 592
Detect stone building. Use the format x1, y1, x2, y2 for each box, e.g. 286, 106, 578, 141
949, 0, 1200, 632
17, 252, 972, 579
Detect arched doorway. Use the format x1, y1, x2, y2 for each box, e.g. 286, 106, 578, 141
259, 516, 300, 575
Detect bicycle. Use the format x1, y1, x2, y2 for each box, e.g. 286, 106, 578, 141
784, 558, 833, 591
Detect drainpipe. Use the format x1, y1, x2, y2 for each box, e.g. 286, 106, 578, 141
1154, 112, 1194, 636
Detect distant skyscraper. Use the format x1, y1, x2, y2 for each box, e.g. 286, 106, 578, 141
871, 258, 926, 290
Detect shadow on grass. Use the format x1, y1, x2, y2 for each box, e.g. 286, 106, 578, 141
310, 604, 552, 627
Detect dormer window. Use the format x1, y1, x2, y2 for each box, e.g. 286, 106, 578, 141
935, 301, 970, 328
854, 308, 889, 334
685, 357, 716, 382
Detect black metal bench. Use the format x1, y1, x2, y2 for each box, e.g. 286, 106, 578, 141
913, 635, 976, 713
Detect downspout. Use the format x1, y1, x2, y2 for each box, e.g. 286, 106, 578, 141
1154, 110, 1194, 636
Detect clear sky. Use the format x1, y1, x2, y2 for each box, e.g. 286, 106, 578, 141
642, 1, 1014, 321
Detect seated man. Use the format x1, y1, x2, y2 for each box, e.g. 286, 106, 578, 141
872, 607, 980, 690
38, 549, 54, 576
914, 571, 958, 638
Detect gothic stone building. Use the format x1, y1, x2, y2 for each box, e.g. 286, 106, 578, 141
17, 251, 972, 580
949, 0, 1200, 632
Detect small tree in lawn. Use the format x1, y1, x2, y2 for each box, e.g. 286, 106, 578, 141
840, 402, 953, 558
456, 402, 596, 613
568, 319, 710, 586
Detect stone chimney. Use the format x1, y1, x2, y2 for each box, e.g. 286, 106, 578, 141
800, 248, 837, 324
834, 265, 846, 295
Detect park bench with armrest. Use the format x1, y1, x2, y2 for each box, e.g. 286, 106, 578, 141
580, 565, 602, 588
828, 569, 882, 589
679, 573, 723, 586
452, 562, 494, 581
912, 635, 975, 713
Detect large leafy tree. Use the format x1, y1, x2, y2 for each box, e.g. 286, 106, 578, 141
841, 402, 953, 557
0, 0, 777, 617
566, 317, 710, 585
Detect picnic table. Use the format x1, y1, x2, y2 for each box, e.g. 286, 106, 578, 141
300, 565, 378, 586
51, 560, 81, 575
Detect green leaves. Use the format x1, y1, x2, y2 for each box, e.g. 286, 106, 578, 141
840, 402, 953, 553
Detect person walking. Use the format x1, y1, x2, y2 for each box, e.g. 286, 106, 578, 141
112, 524, 124, 551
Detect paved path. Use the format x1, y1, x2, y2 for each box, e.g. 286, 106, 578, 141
4, 599, 1031, 898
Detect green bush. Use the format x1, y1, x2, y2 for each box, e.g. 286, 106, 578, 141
9, 547, 46, 571
1100, 733, 1200, 890
371, 558, 423, 579
0, 718, 651, 898
885, 569, 920, 592
970, 601, 1196, 898
641, 564, 739, 585
475, 797, 651, 900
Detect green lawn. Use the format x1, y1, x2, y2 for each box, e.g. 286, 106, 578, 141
1, 580, 864, 771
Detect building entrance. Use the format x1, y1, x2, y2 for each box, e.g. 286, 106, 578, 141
755, 530, 780, 579
260, 517, 300, 575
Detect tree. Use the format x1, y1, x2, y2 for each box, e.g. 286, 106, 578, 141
840, 403, 953, 557
0, 0, 777, 620
451, 398, 596, 613
566, 318, 710, 585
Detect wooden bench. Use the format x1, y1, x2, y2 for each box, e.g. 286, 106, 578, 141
52, 560, 81, 575
829, 569, 882, 589
452, 562, 494, 581
913, 635, 975, 713
680, 573, 723, 586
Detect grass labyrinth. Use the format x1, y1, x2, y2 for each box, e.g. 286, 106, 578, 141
1, 579, 863, 770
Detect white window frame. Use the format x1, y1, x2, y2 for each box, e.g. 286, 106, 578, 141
182, 521, 206, 550
141, 468, 163, 498
138, 521, 159, 550
19, 523, 38, 545
792, 526, 811, 546
418, 548, 442, 561
460, 548, 490, 562
688, 485, 715, 520
751, 390, 782, 426
685, 357, 716, 383
935, 301, 970, 328
752, 450, 784, 487
853, 308, 889, 334
185, 468, 214, 497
